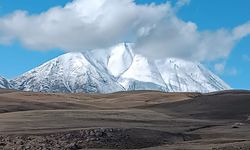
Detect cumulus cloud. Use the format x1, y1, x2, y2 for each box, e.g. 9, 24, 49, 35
135, 20, 250, 61
0, 0, 249, 62
0, 0, 171, 51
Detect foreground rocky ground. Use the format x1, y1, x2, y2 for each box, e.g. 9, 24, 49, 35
0, 128, 201, 149
0, 89, 250, 149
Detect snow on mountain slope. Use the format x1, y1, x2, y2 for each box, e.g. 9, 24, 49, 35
155, 58, 230, 93
0, 76, 11, 89
107, 43, 134, 77
84, 43, 134, 77
118, 55, 167, 91
11, 53, 124, 93
11, 43, 230, 93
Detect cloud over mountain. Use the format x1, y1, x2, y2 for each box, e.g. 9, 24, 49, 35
0, 0, 170, 51
0, 0, 249, 62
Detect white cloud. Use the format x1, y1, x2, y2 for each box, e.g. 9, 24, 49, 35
213, 63, 238, 76
175, 0, 190, 11
0, 0, 249, 62
134, 17, 238, 61
0, 0, 171, 51
232, 22, 250, 40
214, 63, 225, 74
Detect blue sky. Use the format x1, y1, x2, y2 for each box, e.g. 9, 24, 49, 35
0, 0, 250, 89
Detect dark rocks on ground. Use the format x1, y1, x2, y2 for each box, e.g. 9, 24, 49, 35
0, 128, 200, 150
232, 123, 244, 128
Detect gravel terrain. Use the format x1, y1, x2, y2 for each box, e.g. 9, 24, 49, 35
0, 90, 250, 149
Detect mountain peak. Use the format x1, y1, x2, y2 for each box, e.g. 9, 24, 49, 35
10, 51, 124, 93
10, 43, 230, 93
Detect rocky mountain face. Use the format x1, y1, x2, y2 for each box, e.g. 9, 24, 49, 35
0, 76, 11, 89
10, 43, 230, 93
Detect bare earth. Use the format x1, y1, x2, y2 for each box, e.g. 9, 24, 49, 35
0, 89, 250, 150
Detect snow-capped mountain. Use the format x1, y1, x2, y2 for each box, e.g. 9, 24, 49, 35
11, 43, 230, 93
118, 55, 167, 91
155, 59, 230, 93
0, 76, 11, 89
10, 53, 124, 93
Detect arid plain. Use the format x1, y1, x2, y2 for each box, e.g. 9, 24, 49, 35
0, 89, 250, 150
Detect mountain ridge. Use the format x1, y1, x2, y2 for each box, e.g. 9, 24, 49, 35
0, 76, 11, 89
9, 43, 230, 93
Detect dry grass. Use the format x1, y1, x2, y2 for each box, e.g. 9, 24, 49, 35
0, 89, 250, 149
